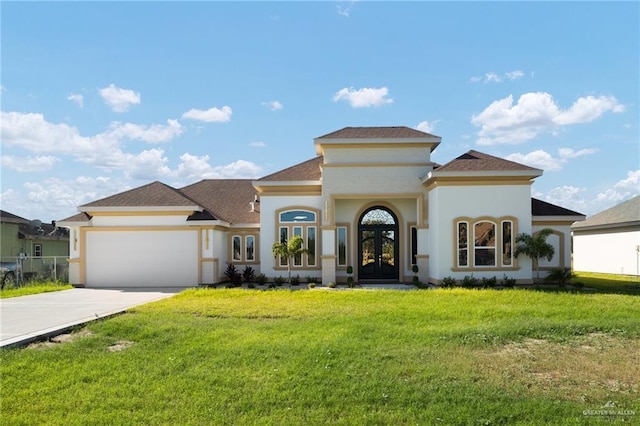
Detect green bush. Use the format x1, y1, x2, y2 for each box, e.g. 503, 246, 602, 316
305, 276, 318, 285
291, 275, 300, 286
441, 276, 457, 288
545, 267, 575, 287
255, 273, 268, 286
461, 275, 479, 288
327, 281, 337, 288
501, 274, 517, 288
481, 276, 497, 289
242, 266, 256, 283
273, 276, 286, 286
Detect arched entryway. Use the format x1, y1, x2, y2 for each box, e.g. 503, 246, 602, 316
358, 206, 399, 281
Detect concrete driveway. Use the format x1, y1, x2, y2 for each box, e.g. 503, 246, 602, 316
0, 287, 184, 348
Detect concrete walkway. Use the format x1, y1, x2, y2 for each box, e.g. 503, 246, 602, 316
0, 287, 184, 348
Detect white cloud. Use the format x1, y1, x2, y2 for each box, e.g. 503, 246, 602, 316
1, 155, 60, 172
105, 119, 183, 143
333, 87, 393, 108
98, 84, 141, 112
67, 93, 84, 108
472, 92, 624, 145
416, 120, 437, 133
507, 150, 562, 171
250, 141, 267, 147
614, 169, 640, 191
263, 101, 283, 111
470, 70, 525, 84
336, 0, 359, 17
505, 70, 524, 80
122, 148, 172, 180
175, 154, 263, 180
537, 170, 640, 216
0, 111, 183, 171
182, 106, 232, 122
557, 147, 598, 159
507, 147, 597, 171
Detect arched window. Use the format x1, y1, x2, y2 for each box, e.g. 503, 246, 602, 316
454, 217, 517, 270
276, 208, 319, 268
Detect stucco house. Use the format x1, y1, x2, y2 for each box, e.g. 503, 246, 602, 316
58, 126, 585, 288
572, 195, 640, 277
1, 210, 70, 282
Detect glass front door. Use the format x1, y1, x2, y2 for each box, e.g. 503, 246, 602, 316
358, 207, 399, 280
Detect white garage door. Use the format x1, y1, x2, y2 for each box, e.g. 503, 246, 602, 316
86, 230, 198, 288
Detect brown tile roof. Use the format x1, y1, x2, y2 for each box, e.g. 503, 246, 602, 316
435, 150, 542, 173
80, 181, 201, 208
180, 180, 261, 224
532, 198, 584, 217
572, 195, 639, 229
316, 126, 438, 139
258, 156, 323, 181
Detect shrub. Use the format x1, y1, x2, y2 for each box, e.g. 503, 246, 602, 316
346, 265, 353, 275
545, 267, 575, 287
242, 266, 256, 283
291, 274, 300, 286
481, 276, 498, 289
412, 264, 419, 274
224, 263, 238, 282
255, 273, 268, 286
327, 281, 337, 288
441, 276, 457, 288
307, 282, 317, 289
501, 274, 517, 288
273, 276, 286, 286
461, 275, 479, 288
346, 276, 356, 288
305, 276, 318, 285
224, 263, 242, 287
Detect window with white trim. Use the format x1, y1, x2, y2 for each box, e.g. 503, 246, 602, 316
231, 234, 257, 262
34, 244, 42, 258
455, 217, 516, 270
276, 208, 319, 268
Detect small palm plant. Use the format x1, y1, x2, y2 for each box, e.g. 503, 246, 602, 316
514, 228, 555, 285
272, 235, 307, 285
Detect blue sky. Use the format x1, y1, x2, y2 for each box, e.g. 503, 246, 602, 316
1, 1, 638, 223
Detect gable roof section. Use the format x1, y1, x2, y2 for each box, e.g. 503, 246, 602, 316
532, 198, 585, 217
572, 195, 640, 231
180, 179, 260, 224
316, 126, 438, 140
0, 210, 29, 225
58, 212, 92, 224
436, 150, 542, 174
78, 181, 202, 213
258, 156, 323, 181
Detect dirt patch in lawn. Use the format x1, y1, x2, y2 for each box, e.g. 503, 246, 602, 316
477, 333, 640, 402
27, 329, 94, 349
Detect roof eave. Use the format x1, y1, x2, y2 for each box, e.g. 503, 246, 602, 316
572, 220, 640, 232
78, 206, 203, 213
533, 215, 587, 223
314, 137, 441, 155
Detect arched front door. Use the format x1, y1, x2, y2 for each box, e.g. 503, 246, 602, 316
358, 206, 399, 281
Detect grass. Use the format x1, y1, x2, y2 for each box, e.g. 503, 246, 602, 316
0, 280, 73, 299
1, 288, 639, 425
573, 271, 640, 295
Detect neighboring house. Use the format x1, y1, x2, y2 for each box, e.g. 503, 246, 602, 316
0, 210, 70, 281
58, 126, 585, 288
572, 196, 640, 276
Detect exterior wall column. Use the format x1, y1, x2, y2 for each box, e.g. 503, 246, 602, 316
415, 226, 429, 283
321, 226, 336, 285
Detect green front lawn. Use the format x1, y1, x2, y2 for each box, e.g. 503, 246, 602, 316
1, 288, 638, 425
0, 280, 73, 299
574, 271, 640, 295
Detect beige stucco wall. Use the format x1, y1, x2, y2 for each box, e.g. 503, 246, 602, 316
428, 184, 534, 282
